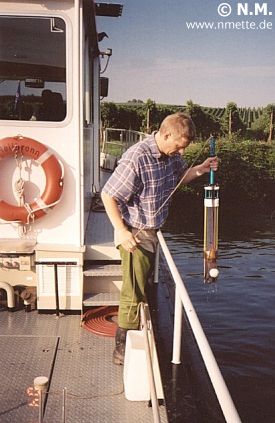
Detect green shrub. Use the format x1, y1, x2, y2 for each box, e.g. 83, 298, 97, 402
181, 138, 275, 210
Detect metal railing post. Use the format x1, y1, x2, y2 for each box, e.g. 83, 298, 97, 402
153, 243, 160, 284
61, 387, 67, 423
119, 130, 123, 155
140, 304, 161, 423
172, 285, 183, 364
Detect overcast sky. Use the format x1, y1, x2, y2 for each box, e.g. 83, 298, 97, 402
97, 0, 275, 107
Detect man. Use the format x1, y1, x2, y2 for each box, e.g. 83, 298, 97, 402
101, 112, 218, 365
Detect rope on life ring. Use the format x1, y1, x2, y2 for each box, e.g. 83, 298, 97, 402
0, 135, 64, 224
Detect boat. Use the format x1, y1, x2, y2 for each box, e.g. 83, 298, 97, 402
0, 1, 241, 422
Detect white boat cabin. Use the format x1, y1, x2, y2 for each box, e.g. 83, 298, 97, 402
0, 0, 122, 311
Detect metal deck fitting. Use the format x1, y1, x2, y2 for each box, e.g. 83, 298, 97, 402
0, 335, 58, 422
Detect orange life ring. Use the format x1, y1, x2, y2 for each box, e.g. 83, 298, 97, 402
0, 135, 63, 223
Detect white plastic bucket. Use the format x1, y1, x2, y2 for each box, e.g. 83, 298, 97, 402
123, 330, 164, 401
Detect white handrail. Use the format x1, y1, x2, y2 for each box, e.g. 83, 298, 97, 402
140, 303, 161, 423
157, 230, 242, 423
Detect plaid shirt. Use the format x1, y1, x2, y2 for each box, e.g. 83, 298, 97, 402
102, 133, 188, 229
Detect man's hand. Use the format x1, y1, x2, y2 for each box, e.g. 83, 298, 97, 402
182, 156, 219, 184
101, 192, 140, 252
199, 156, 219, 174
115, 227, 140, 253
194, 156, 218, 176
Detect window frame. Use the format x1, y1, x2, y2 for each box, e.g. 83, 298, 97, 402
0, 11, 72, 127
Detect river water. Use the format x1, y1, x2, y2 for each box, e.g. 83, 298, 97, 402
163, 212, 275, 423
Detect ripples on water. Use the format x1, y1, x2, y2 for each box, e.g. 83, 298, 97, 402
163, 215, 275, 423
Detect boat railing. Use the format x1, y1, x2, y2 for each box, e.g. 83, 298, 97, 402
155, 230, 242, 423
140, 303, 161, 423
100, 128, 147, 165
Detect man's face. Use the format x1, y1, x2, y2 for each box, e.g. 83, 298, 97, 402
162, 131, 191, 156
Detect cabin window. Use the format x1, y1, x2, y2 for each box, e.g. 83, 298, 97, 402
0, 16, 66, 122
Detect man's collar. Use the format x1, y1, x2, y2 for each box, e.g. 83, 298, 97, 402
148, 132, 163, 159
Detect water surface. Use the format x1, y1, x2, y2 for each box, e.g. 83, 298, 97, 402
163, 214, 275, 423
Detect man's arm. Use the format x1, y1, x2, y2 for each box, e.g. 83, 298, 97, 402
101, 192, 139, 253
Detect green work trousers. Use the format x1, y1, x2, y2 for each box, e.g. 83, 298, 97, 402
118, 245, 155, 330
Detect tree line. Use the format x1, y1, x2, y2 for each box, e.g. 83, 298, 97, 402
101, 99, 274, 142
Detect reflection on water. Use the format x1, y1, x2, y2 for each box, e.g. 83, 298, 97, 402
163, 215, 275, 423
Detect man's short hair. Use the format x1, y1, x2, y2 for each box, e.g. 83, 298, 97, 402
160, 112, 196, 142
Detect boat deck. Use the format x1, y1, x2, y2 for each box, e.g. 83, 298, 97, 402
0, 308, 168, 423
0, 201, 168, 422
